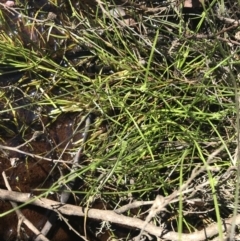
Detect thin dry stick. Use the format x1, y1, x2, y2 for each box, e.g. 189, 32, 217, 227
216, 15, 240, 26
1, 188, 238, 241
0, 144, 68, 164
2, 172, 49, 241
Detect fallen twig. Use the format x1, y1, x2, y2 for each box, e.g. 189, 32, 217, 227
0, 188, 237, 241
216, 15, 240, 26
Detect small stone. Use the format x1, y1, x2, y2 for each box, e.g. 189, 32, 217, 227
3, 0, 15, 7
109, 7, 126, 18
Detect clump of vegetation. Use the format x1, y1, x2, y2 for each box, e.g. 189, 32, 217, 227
0, 0, 240, 240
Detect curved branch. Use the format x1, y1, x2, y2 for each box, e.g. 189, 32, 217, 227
0, 188, 237, 241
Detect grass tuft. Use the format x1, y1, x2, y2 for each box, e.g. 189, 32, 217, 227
0, 0, 240, 239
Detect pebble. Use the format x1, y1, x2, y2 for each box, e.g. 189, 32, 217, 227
3, 0, 15, 7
